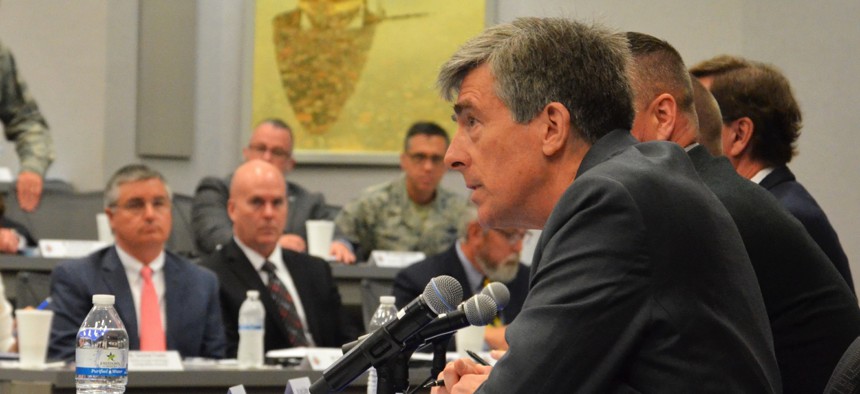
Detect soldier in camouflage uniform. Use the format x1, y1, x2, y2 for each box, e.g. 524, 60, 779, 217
0, 40, 55, 212
332, 122, 468, 262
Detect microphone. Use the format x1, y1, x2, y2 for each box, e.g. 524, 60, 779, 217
405, 293, 498, 348
481, 282, 510, 311
310, 275, 463, 393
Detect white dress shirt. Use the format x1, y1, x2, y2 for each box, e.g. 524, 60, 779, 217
234, 237, 316, 346
116, 245, 167, 331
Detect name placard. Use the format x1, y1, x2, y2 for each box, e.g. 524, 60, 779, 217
128, 350, 184, 371
39, 239, 110, 258
285, 377, 311, 393
265, 347, 343, 371
370, 250, 426, 268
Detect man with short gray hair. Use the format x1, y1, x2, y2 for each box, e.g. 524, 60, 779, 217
433, 18, 778, 393
48, 164, 226, 360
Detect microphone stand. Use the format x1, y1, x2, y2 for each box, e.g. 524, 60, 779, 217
377, 349, 413, 394
431, 334, 452, 381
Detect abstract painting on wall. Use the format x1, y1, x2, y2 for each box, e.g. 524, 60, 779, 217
253, 0, 485, 163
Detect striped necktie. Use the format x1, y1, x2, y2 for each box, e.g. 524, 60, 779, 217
262, 261, 310, 347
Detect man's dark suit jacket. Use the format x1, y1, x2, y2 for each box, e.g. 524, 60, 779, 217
192, 175, 338, 254
760, 165, 853, 291
392, 244, 529, 325
689, 146, 860, 393
200, 239, 354, 357
477, 131, 780, 393
47, 246, 226, 361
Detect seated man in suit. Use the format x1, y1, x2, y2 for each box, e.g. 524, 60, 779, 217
627, 31, 860, 393
48, 164, 226, 360
392, 206, 529, 350
192, 118, 351, 261
690, 56, 853, 292
200, 160, 354, 357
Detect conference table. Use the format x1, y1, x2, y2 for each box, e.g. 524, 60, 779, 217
0, 363, 433, 393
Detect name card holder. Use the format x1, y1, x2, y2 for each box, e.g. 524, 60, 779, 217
370, 250, 426, 268
128, 350, 184, 371
39, 240, 110, 259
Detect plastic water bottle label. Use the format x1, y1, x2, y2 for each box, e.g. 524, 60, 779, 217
76, 348, 128, 377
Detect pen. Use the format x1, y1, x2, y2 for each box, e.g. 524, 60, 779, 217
466, 350, 490, 366
422, 379, 444, 388
36, 297, 52, 310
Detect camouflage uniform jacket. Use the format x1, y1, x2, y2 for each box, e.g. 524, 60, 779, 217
0, 40, 54, 175
335, 175, 468, 261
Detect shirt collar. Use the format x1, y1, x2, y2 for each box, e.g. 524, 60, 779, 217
455, 240, 484, 294
115, 245, 165, 274
750, 166, 776, 184
233, 237, 284, 271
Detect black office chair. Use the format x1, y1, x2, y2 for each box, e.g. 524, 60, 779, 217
825, 336, 860, 394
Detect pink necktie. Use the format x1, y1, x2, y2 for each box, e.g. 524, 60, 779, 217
139, 266, 166, 351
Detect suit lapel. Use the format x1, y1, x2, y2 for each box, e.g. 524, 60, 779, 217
225, 240, 292, 343
102, 247, 139, 349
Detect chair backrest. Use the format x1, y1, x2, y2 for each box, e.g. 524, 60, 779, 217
825, 336, 860, 394
166, 193, 200, 259
359, 278, 394, 332
4, 190, 105, 240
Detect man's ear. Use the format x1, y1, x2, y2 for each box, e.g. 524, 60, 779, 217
541, 102, 571, 157
227, 198, 237, 223
652, 93, 677, 141
726, 116, 755, 157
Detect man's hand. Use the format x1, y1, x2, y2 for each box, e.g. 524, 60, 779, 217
0, 228, 21, 254
278, 234, 307, 253
330, 241, 356, 264
430, 358, 492, 394
483, 326, 508, 350
16, 171, 44, 212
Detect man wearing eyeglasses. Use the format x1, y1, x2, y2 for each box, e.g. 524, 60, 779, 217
192, 119, 349, 261
331, 121, 469, 262
47, 164, 226, 361
392, 206, 530, 350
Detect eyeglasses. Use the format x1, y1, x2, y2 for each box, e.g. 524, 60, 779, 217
406, 152, 445, 166
248, 144, 291, 160
110, 197, 171, 215
491, 228, 529, 245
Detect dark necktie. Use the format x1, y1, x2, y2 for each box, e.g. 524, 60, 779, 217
262, 261, 310, 347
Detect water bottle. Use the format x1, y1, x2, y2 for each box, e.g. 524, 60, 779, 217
237, 290, 265, 369
75, 294, 129, 394
367, 296, 398, 394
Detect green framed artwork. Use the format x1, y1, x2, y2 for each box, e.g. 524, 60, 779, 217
252, 0, 486, 164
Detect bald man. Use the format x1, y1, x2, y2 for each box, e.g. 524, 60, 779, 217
200, 160, 353, 357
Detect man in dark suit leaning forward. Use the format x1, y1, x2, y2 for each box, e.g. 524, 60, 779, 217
625, 31, 860, 393
433, 18, 779, 393
393, 206, 529, 350
48, 164, 226, 360
201, 159, 353, 357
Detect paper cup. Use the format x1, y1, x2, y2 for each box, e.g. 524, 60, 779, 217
16, 309, 54, 369
306, 220, 335, 259
455, 325, 486, 358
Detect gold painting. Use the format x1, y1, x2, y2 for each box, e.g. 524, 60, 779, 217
253, 0, 485, 162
